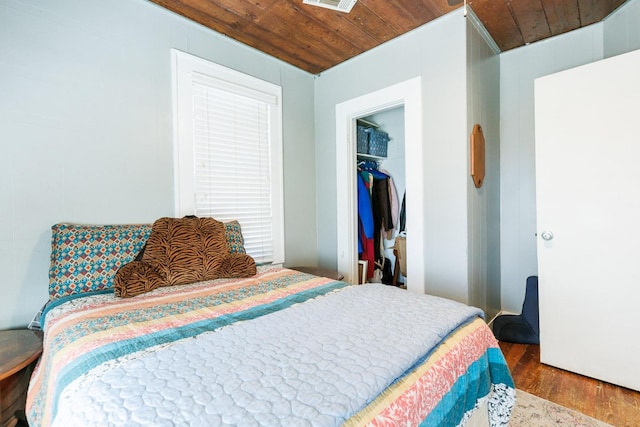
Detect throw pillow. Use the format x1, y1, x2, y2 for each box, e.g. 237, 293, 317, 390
48, 223, 152, 300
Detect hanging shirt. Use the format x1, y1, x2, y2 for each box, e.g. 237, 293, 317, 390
380, 169, 400, 233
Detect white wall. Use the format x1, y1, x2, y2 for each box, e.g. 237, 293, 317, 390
316, 9, 504, 312
315, 10, 489, 305
0, 0, 316, 329
603, 0, 640, 58
498, 0, 640, 313
314, 24, 423, 272
420, 13, 469, 303
466, 14, 501, 318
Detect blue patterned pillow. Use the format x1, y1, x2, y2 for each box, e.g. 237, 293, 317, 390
48, 223, 152, 300
224, 220, 246, 254
48, 220, 246, 300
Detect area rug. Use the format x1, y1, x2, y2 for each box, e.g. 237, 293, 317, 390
510, 389, 613, 427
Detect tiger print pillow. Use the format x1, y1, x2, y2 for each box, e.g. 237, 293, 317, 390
114, 216, 256, 297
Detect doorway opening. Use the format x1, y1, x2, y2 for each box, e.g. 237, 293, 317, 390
335, 77, 424, 293
356, 108, 405, 286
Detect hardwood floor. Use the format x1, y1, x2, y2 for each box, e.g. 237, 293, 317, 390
499, 341, 640, 427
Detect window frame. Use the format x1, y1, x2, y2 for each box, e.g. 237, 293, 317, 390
171, 49, 284, 264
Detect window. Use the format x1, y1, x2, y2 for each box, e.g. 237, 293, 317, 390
172, 50, 284, 264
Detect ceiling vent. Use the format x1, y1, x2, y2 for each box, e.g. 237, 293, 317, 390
303, 0, 357, 13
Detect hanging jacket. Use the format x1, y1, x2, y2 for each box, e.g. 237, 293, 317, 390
380, 169, 399, 236
357, 173, 374, 253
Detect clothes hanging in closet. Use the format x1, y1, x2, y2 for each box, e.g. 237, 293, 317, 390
357, 161, 399, 279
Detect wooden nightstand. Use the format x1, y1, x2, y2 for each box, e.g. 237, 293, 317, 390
0, 330, 43, 427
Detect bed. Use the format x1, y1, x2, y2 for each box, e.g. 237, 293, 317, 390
26, 219, 515, 426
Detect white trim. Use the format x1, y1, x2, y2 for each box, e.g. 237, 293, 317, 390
335, 78, 424, 294
466, 7, 501, 54
171, 49, 285, 264
171, 49, 188, 216
191, 72, 278, 105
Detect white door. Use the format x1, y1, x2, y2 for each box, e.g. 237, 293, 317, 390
534, 49, 640, 391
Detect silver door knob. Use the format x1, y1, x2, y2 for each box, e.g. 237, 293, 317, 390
541, 231, 554, 241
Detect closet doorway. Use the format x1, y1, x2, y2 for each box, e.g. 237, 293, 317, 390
357, 110, 405, 286
335, 77, 424, 293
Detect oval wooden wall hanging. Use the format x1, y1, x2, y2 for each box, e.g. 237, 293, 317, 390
470, 124, 485, 188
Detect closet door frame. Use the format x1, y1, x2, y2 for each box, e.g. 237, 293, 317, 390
335, 77, 424, 293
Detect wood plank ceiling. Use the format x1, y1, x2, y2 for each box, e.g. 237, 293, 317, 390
149, 0, 628, 74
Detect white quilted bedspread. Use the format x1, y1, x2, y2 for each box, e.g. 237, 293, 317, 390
52, 284, 482, 426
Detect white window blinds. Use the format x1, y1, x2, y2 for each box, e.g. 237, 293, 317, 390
192, 82, 274, 263
173, 50, 284, 265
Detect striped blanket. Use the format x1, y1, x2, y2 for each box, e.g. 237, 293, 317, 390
26, 266, 514, 426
